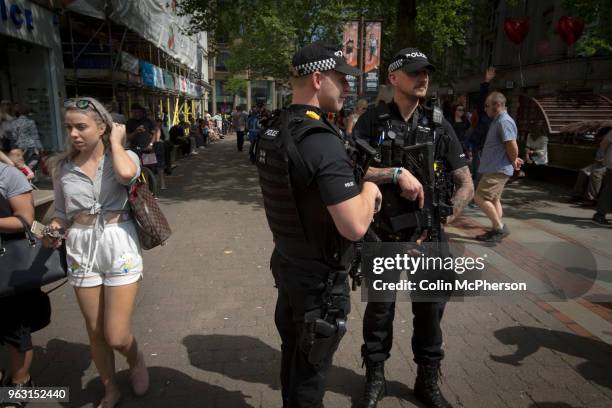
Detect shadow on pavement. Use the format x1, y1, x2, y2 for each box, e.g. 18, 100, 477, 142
158, 137, 264, 209
490, 326, 612, 390
25, 339, 249, 407
182, 334, 419, 406
28, 339, 93, 407
481, 179, 598, 229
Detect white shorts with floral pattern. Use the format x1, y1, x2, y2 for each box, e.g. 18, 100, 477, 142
66, 221, 143, 287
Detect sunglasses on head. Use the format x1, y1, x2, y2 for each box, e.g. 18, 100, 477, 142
64, 99, 104, 118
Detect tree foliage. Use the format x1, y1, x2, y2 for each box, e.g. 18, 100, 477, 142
178, 0, 475, 82
224, 76, 249, 95
561, 0, 612, 56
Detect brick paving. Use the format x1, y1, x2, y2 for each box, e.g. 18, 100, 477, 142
3, 134, 612, 407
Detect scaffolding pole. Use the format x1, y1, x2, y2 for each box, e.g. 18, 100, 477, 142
105, 1, 116, 100
113, 27, 128, 71
67, 11, 79, 96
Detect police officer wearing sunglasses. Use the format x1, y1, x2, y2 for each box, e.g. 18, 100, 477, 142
353, 48, 474, 408
255, 42, 382, 407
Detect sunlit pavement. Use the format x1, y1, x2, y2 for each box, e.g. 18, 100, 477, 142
7, 134, 611, 407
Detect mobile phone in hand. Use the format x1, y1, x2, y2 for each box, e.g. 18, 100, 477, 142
31, 221, 64, 240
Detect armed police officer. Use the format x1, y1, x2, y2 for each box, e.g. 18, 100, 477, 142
353, 49, 474, 408
255, 42, 382, 408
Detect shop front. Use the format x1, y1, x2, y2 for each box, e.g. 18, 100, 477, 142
0, 0, 65, 151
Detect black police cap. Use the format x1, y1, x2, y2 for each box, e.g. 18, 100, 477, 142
388, 48, 436, 73
291, 42, 362, 77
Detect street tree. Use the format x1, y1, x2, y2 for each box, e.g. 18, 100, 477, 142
561, 0, 612, 56
224, 76, 249, 108
179, 0, 475, 82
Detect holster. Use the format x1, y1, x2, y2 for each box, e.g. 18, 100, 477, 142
300, 268, 349, 368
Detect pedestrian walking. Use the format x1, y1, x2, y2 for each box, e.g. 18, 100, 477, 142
474, 92, 523, 242
45, 97, 149, 408
0, 161, 51, 405
232, 106, 248, 152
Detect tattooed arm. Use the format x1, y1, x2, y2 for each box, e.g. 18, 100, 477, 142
363, 167, 395, 184
445, 165, 474, 224
364, 167, 425, 208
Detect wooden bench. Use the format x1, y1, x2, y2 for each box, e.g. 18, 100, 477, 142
32, 190, 55, 224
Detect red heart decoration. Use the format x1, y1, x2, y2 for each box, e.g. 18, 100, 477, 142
557, 16, 585, 46
504, 17, 529, 45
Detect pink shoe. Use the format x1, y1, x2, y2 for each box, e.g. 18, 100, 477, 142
129, 351, 149, 396
96, 392, 121, 408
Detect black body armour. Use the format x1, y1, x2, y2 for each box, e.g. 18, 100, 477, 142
372, 104, 454, 241
255, 108, 352, 266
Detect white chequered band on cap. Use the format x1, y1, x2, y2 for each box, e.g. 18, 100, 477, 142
294, 58, 337, 76
388, 59, 405, 73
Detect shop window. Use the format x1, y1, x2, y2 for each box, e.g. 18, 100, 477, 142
251, 80, 272, 107
215, 51, 230, 71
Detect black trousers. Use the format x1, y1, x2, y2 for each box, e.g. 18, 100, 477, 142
362, 232, 449, 366
236, 131, 245, 151
362, 299, 446, 365
271, 250, 350, 408
596, 168, 612, 216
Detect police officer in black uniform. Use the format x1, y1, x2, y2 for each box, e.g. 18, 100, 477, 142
256, 42, 382, 408
354, 49, 474, 408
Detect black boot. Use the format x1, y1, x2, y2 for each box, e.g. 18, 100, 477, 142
414, 363, 452, 408
359, 360, 386, 408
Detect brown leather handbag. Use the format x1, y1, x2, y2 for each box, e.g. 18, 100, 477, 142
127, 174, 171, 250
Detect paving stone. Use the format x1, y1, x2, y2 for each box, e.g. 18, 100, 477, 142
5, 136, 611, 408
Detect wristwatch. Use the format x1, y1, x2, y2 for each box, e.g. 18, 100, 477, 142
392, 167, 402, 184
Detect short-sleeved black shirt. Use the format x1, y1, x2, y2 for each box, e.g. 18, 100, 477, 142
281, 105, 360, 264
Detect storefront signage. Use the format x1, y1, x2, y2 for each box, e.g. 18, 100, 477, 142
0, 0, 34, 30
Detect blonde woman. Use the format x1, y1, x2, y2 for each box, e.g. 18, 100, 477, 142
345, 98, 368, 137
44, 97, 148, 408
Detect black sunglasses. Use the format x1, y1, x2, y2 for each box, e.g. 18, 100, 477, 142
64, 99, 104, 119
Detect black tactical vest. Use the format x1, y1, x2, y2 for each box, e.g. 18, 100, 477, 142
373, 103, 446, 167
255, 108, 350, 264
371, 103, 452, 238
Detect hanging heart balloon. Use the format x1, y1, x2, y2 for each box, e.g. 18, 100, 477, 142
504, 17, 530, 45
557, 16, 585, 46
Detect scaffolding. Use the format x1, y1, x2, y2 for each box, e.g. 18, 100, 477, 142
62, 6, 211, 126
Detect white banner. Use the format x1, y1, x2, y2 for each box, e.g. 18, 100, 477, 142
63, 0, 205, 71
120, 51, 139, 75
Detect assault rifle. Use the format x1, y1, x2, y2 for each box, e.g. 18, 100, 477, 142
386, 126, 454, 244
348, 137, 381, 290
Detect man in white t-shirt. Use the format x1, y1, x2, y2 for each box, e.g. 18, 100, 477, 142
593, 129, 612, 226
231, 106, 248, 152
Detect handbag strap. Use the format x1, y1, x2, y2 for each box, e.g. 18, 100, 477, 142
14, 215, 37, 246
0, 214, 36, 255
